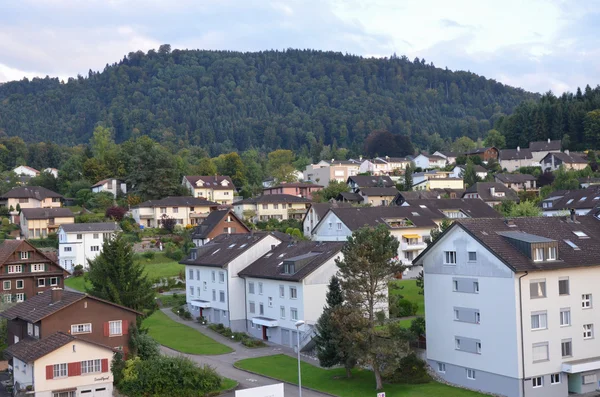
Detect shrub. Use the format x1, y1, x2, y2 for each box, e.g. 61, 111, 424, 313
1, 218, 9, 227
394, 299, 418, 317
106, 206, 128, 221
242, 338, 266, 348
142, 251, 155, 260
73, 265, 84, 277
384, 353, 431, 384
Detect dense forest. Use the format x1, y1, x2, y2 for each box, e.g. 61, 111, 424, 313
0, 46, 536, 155
497, 86, 600, 151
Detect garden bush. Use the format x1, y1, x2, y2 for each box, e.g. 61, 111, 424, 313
393, 299, 418, 317
384, 353, 431, 384
142, 251, 155, 260
73, 265, 84, 277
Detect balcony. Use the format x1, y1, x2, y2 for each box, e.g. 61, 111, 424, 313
401, 242, 427, 251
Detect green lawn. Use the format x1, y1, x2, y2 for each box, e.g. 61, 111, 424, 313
143, 310, 233, 355
218, 378, 238, 393
65, 276, 90, 292
235, 355, 486, 397
390, 279, 424, 316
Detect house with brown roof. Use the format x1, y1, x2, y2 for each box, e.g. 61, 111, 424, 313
1, 288, 140, 353
413, 215, 600, 397
5, 331, 115, 396
182, 175, 235, 205
13, 166, 40, 178
131, 197, 219, 228
347, 175, 395, 193
0, 186, 63, 213
20, 208, 75, 239
541, 151, 588, 172
191, 210, 250, 247
400, 198, 502, 220
262, 182, 323, 200
494, 173, 538, 192
91, 178, 127, 198
0, 240, 69, 304
462, 182, 519, 207
238, 241, 344, 348
356, 187, 399, 206
233, 195, 311, 223
464, 147, 499, 162
540, 186, 600, 217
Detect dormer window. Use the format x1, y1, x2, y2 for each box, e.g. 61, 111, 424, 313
20, 252, 30, 260
548, 247, 557, 261
533, 248, 544, 262
283, 263, 295, 274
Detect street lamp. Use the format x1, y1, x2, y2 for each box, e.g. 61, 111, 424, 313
295, 320, 305, 397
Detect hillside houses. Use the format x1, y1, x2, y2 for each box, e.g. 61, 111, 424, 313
463, 182, 519, 207
540, 186, 600, 216
233, 194, 311, 223
132, 197, 219, 228
302, 160, 361, 185
494, 173, 538, 192
182, 176, 236, 205
542, 152, 588, 172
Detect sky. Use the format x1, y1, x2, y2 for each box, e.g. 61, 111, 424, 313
0, 0, 599, 94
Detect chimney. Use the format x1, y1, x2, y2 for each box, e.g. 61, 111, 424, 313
385, 155, 389, 160
548, 138, 551, 143
490, 187, 495, 196
570, 208, 576, 223
359, 155, 363, 161
51, 288, 63, 304
517, 146, 520, 152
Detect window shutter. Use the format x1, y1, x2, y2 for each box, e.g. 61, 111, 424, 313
103, 322, 109, 337
68, 362, 80, 377
101, 358, 109, 373
4, 266, 7, 274
46, 365, 53, 380
122, 320, 129, 336
45, 264, 49, 271
28, 252, 31, 259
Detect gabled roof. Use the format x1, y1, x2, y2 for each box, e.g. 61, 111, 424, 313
1, 186, 63, 200
456, 164, 487, 173
323, 159, 361, 166
14, 166, 40, 174
192, 210, 249, 239
0, 290, 141, 323
463, 182, 519, 202
541, 186, 600, 210
136, 196, 220, 208
416, 153, 445, 161
4, 332, 115, 363
435, 151, 459, 158
180, 232, 284, 268
465, 147, 497, 155
403, 199, 502, 218
0, 240, 63, 267
336, 192, 364, 203
184, 175, 235, 189
238, 241, 344, 282
60, 222, 121, 233
377, 156, 409, 163
499, 148, 533, 161
529, 139, 561, 152
316, 206, 439, 232
235, 194, 311, 205
265, 182, 323, 189
91, 178, 123, 188
358, 187, 399, 196
346, 175, 395, 188
306, 202, 354, 220
21, 208, 74, 220
494, 173, 537, 183
544, 152, 588, 164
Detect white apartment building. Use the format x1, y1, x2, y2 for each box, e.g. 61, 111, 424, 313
91, 178, 127, 198
13, 166, 40, 178
413, 154, 448, 170
182, 233, 283, 330
132, 197, 219, 228
414, 216, 600, 397
238, 241, 344, 349
358, 157, 410, 175
302, 202, 352, 238
58, 223, 120, 271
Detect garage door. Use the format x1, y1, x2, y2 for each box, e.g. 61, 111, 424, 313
281, 329, 289, 346
79, 387, 110, 397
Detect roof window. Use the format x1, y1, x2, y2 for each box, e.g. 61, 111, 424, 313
211, 248, 221, 255
579, 197, 587, 202
228, 244, 236, 248
411, 212, 420, 216
264, 253, 273, 258
564, 239, 580, 250
419, 205, 427, 208
566, 199, 574, 204
573, 231, 588, 239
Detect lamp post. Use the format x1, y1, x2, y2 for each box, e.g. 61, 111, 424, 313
295, 320, 305, 397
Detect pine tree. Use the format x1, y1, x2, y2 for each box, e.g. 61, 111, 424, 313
404, 164, 413, 191
463, 160, 479, 188
86, 234, 156, 315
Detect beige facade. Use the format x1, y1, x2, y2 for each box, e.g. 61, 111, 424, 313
5, 197, 61, 210
21, 216, 74, 239
414, 178, 464, 191
303, 160, 360, 185
234, 201, 310, 223
132, 202, 217, 228
182, 176, 235, 205
359, 193, 396, 206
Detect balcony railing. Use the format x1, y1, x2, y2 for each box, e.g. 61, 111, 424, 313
401, 242, 427, 251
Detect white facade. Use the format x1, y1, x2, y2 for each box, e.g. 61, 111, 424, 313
13, 166, 39, 178
43, 168, 59, 178
91, 178, 126, 198
450, 166, 487, 180
413, 155, 447, 170
58, 226, 119, 271
302, 206, 320, 238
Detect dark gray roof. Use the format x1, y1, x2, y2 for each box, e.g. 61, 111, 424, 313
396, 191, 442, 201
238, 241, 344, 281
180, 232, 284, 268
358, 187, 399, 196
192, 210, 249, 239
463, 182, 519, 202
307, 202, 354, 219
265, 182, 323, 189
529, 139, 562, 152
544, 152, 587, 164
336, 192, 363, 202
457, 164, 487, 173
1, 186, 63, 200
137, 196, 220, 208
319, 206, 439, 231
541, 186, 600, 210
184, 175, 235, 189
324, 159, 361, 165
60, 222, 120, 233
91, 178, 123, 188
403, 199, 502, 218
347, 175, 395, 188
499, 148, 533, 160
496, 231, 555, 243
436, 151, 459, 158
235, 194, 311, 205
21, 208, 74, 220
494, 173, 537, 183
465, 147, 497, 155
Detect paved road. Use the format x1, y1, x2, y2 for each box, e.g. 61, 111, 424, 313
160, 308, 329, 397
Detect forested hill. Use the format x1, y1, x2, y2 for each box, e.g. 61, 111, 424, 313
0, 47, 536, 154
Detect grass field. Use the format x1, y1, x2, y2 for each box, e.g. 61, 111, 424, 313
235, 354, 486, 397
390, 279, 424, 316
65, 276, 89, 292
143, 310, 233, 355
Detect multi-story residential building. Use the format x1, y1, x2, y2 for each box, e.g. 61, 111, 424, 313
0, 186, 63, 211
356, 187, 399, 206
413, 154, 448, 170
0, 240, 69, 303
13, 166, 40, 178
499, 148, 536, 172
495, 174, 538, 192
530, 139, 562, 163
91, 178, 127, 197
433, 151, 459, 165
413, 177, 465, 191
540, 186, 600, 217
541, 152, 588, 172
463, 182, 520, 207
20, 208, 75, 239
182, 176, 236, 205
358, 157, 410, 175
302, 202, 353, 238
191, 210, 250, 247
464, 147, 499, 162
399, 198, 502, 220
5, 331, 115, 396
131, 197, 219, 228
2, 288, 139, 351
180, 233, 284, 329
233, 195, 311, 223
303, 160, 361, 186
262, 182, 323, 200
347, 175, 395, 193
238, 241, 344, 348
57, 223, 121, 271
450, 165, 488, 180
414, 216, 600, 397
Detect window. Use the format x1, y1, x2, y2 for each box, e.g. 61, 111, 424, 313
532, 377, 543, 388
16, 280, 24, 289
437, 362, 446, 373
532, 342, 549, 362
160, 207, 167, 214
337, 222, 342, 230
219, 272, 225, 283
212, 290, 216, 300
584, 324, 594, 339
561, 339, 572, 357
533, 247, 544, 261
64, 247, 72, 252
452, 280, 458, 291
468, 252, 477, 261
559, 278, 569, 295
259, 303, 264, 315
249, 282, 255, 294
90, 246, 99, 252
466, 369, 476, 380
548, 247, 557, 260
76, 234, 82, 240
8, 265, 22, 274
81, 359, 101, 374
258, 282, 263, 294
71, 323, 92, 334
203, 281, 207, 291
188, 269, 193, 280
531, 312, 547, 330
280, 306, 286, 318
328, 222, 332, 230
291, 307, 298, 320
583, 294, 592, 309
197, 287, 201, 296
455, 338, 461, 349
279, 285, 285, 298
2, 294, 11, 303
249, 301, 255, 313
262, 204, 268, 210
475, 312, 481, 323
31, 264, 45, 272
189, 286, 194, 296
583, 374, 597, 384
268, 297, 273, 307
476, 342, 481, 354
53, 363, 68, 378
473, 281, 479, 293
2, 281, 9, 290
219, 291, 225, 302
454, 309, 459, 320
550, 373, 561, 385
444, 251, 457, 264
109, 320, 122, 336
290, 286, 297, 299
20, 251, 28, 260
173, 207, 179, 213
560, 308, 571, 326
211, 271, 216, 282
15, 293, 24, 302
273, 204, 279, 210
50, 277, 58, 286
530, 280, 546, 298
37, 278, 45, 287
93, 233, 99, 239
